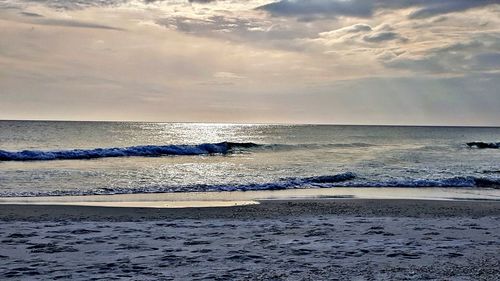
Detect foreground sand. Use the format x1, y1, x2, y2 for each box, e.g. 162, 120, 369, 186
1, 199, 499, 280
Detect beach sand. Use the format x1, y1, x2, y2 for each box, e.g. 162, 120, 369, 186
1, 199, 499, 280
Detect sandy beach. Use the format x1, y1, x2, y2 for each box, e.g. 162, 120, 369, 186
1, 198, 499, 280
3, 0, 500, 278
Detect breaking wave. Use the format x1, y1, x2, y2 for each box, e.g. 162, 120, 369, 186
0, 142, 376, 161
338, 176, 500, 188
0, 142, 260, 161
0, 172, 356, 197
466, 142, 500, 149
2, 173, 500, 197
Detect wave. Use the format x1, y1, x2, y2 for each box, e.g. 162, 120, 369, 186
466, 142, 500, 149
0, 172, 356, 197
264, 143, 375, 150
2, 173, 500, 197
482, 170, 500, 174
0, 142, 376, 161
0, 142, 260, 161
341, 176, 500, 188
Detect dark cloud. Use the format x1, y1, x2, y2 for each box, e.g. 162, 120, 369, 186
20, 11, 44, 17
36, 18, 124, 30
16, 0, 217, 10
383, 38, 500, 74
383, 56, 448, 73
472, 53, 500, 69
157, 15, 260, 35
188, 0, 216, 3
257, 0, 374, 19
11, 0, 499, 19
258, 0, 499, 20
144, 0, 216, 3
363, 31, 400, 42
156, 15, 318, 42
408, 0, 499, 19
19, 0, 127, 10
345, 23, 372, 33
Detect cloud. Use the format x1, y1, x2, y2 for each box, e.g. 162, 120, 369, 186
20, 11, 43, 17
1, 0, 499, 125
157, 15, 259, 35
35, 18, 125, 30
408, 0, 499, 19
472, 53, 500, 69
345, 23, 372, 32
257, 0, 374, 19
383, 56, 448, 73
213, 71, 244, 79
383, 37, 500, 74
188, 0, 217, 3
316, 23, 405, 49
363, 31, 402, 43
258, 0, 499, 20
8, 0, 500, 18
9, 13, 125, 30
15, 0, 127, 10
155, 14, 325, 52
317, 23, 372, 42
146, 0, 217, 3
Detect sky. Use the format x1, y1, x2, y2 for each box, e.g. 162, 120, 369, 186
0, 0, 499, 125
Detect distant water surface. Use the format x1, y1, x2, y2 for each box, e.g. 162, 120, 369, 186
0, 121, 499, 196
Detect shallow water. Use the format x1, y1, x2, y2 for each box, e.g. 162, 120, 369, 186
0, 121, 499, 196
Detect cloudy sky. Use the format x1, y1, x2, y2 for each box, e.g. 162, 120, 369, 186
1, 0, 499, 125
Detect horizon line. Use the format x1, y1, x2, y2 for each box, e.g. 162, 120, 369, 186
1, 119, 499, 128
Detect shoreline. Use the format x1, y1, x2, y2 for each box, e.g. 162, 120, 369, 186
2, 187, 499, 221
1, 187, 499, 209
1, 198, 500, 221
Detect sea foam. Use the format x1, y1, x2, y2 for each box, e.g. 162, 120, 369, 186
2, 173, 499, 197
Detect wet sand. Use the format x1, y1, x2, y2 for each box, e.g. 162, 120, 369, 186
1, 199, 500, 220
1, 199, 499, 280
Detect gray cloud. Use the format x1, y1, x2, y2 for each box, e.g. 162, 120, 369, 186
157, 16, 257, 35
8, 0, 499, 17
383, 56, 448, 73
188, 0, 216, 3
258, 0, 499, 20
20, 11, 43, 17
3, 6, 125, 30
17, 0, 127, 10
363, 31, 402, 43
472, 53, 500, 69
408, 0, 499, 19
14, 0, 218, 10
344, 23, 372, 33
383, 37, 500, 74
36, 18, 125, 30
430, 40, 485, 54
257, 0, 374, 19
156, 15, 321, 51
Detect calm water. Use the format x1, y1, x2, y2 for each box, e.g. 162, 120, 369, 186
0, 121, 499, 196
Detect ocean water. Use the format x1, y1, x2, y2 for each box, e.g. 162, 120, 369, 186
0, 121, 499, 197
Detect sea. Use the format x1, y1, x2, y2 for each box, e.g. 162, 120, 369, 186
0, 121, 499, 197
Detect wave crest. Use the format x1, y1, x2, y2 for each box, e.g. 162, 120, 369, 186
467, 142, 500, 149
0, 142, 378, 161
0, 172, 357, 196
337, 176, 500, 188
2, 173, 499, 197
0, 142, 260, 161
